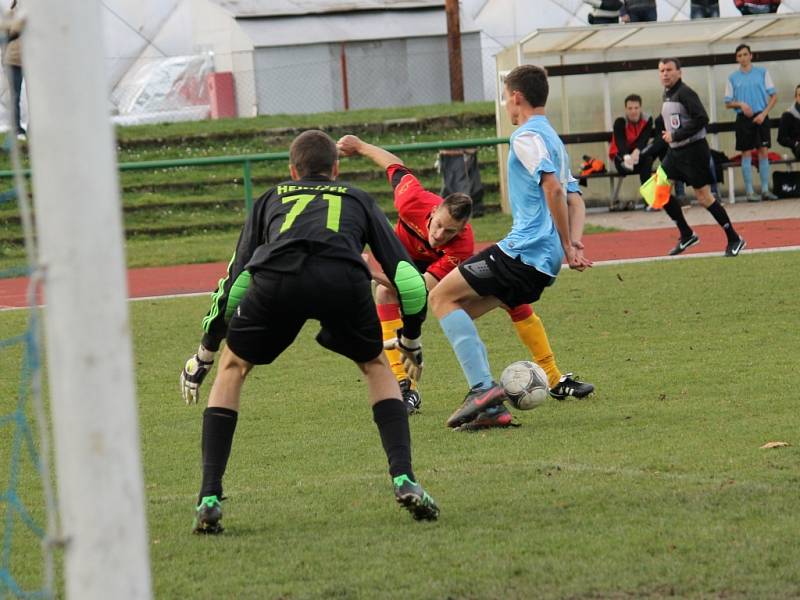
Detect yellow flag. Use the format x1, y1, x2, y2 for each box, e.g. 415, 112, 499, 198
639, 166, 671, 208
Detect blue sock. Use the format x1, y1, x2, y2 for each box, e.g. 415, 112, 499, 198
439, 309, 493, 389
741, 154, 753, 194
758, 156, 770, 193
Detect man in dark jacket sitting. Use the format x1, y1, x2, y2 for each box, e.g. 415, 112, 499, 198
609, 94, 655, 185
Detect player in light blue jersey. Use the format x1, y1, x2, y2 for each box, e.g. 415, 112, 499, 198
429, 64, 593, 430
724, 44, 778, 201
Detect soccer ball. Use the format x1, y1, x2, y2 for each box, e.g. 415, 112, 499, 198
500, 361, 549, 410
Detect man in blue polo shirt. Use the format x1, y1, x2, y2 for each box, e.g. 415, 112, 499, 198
724, 43, 778, 202
429, 64, 593, 430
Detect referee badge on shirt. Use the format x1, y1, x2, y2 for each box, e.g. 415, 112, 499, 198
669, 114, 681, 129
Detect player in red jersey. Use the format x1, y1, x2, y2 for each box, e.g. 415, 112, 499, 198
337, 135, 593, 429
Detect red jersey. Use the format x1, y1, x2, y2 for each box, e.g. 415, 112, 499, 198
386, 164, 474, 281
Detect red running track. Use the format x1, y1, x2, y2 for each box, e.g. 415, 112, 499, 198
2, 218, 799, 310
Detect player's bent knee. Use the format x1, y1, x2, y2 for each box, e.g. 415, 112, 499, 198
219, 346, 253, 379
356, 352, 388, 376
428, 285, 452, 317
375, 283, 398, 305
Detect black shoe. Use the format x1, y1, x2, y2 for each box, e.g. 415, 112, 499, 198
445, 382, 507, 428
455, 404, 520, 431
399, 378, 421, 414
192, 495, 223, 534
725, 236, 746, 257
668, 233, 699, 256
549, 373, 594, 400
393, 475, 439, 521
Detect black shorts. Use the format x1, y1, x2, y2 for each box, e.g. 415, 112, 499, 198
458, 244, 555, 307
662, 139, 714, 189
735, 113, 771, 151
226, 258, 382, 365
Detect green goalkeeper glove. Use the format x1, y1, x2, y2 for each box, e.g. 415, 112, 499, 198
180, 345, 215, 404
384, 333, 423, 382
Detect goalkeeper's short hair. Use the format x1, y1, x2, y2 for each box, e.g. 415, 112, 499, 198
290, 130, 338, 178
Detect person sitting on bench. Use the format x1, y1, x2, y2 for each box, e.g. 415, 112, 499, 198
609, 94, 655, 185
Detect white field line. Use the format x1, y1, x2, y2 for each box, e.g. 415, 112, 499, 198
2, 245, 800, 313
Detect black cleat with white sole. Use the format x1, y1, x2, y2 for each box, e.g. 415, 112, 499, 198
550, 373, 594, 400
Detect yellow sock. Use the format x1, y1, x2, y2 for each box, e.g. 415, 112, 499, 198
512, 312, 561, 388
380, 315, 406, 382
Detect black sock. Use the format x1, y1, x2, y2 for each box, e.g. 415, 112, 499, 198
706, 200, 738, 243
199, 407, 238, 502
372, 398, 414, 481
663, 195, 694, 239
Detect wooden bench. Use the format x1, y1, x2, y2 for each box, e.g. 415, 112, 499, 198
580, 171, 631, 210
721, 157, 799, 204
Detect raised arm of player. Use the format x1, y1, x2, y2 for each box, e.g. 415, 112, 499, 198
337, 135, 403, 170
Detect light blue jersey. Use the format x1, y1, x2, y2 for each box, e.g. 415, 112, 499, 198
498, 115, 567, 277
724, 66, 775, 114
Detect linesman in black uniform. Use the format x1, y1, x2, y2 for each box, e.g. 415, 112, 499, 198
180, 130, 439, 533
657, 58, 746, 258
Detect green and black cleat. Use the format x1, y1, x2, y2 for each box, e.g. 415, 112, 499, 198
393, 474, 439, 521
192, 495, 224, 534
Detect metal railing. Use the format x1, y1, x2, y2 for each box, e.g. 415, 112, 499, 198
0, 137, 508, 212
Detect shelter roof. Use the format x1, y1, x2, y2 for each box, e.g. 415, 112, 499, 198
518, 13, 800, 58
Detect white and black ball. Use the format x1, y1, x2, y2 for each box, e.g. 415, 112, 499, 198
500, 361, 549, 410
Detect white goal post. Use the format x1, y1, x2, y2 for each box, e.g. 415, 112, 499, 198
22, 1, 152, 598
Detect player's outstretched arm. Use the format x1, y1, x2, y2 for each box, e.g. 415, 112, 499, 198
337, 135, 404, 170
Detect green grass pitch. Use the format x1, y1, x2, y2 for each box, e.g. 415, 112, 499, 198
2, 250, 799, 598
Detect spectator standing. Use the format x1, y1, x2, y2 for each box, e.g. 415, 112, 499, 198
609, 94, 655, 185
734, 0, 780, 14
777, 84, 800, 159
583, 0, 622, 24
724, 43, 778, 201
2, 0, 25, 140
620, 0, 657, 22
656, 58, 745, 257
690, 0, 720, 18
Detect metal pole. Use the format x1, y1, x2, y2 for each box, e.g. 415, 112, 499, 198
243, 160, 253, 212
22, 1, 152, 598
445, 0, 464, 102
340, 42, 350, 111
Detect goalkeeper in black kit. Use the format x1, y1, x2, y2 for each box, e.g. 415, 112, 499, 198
179, 130, 439, 534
